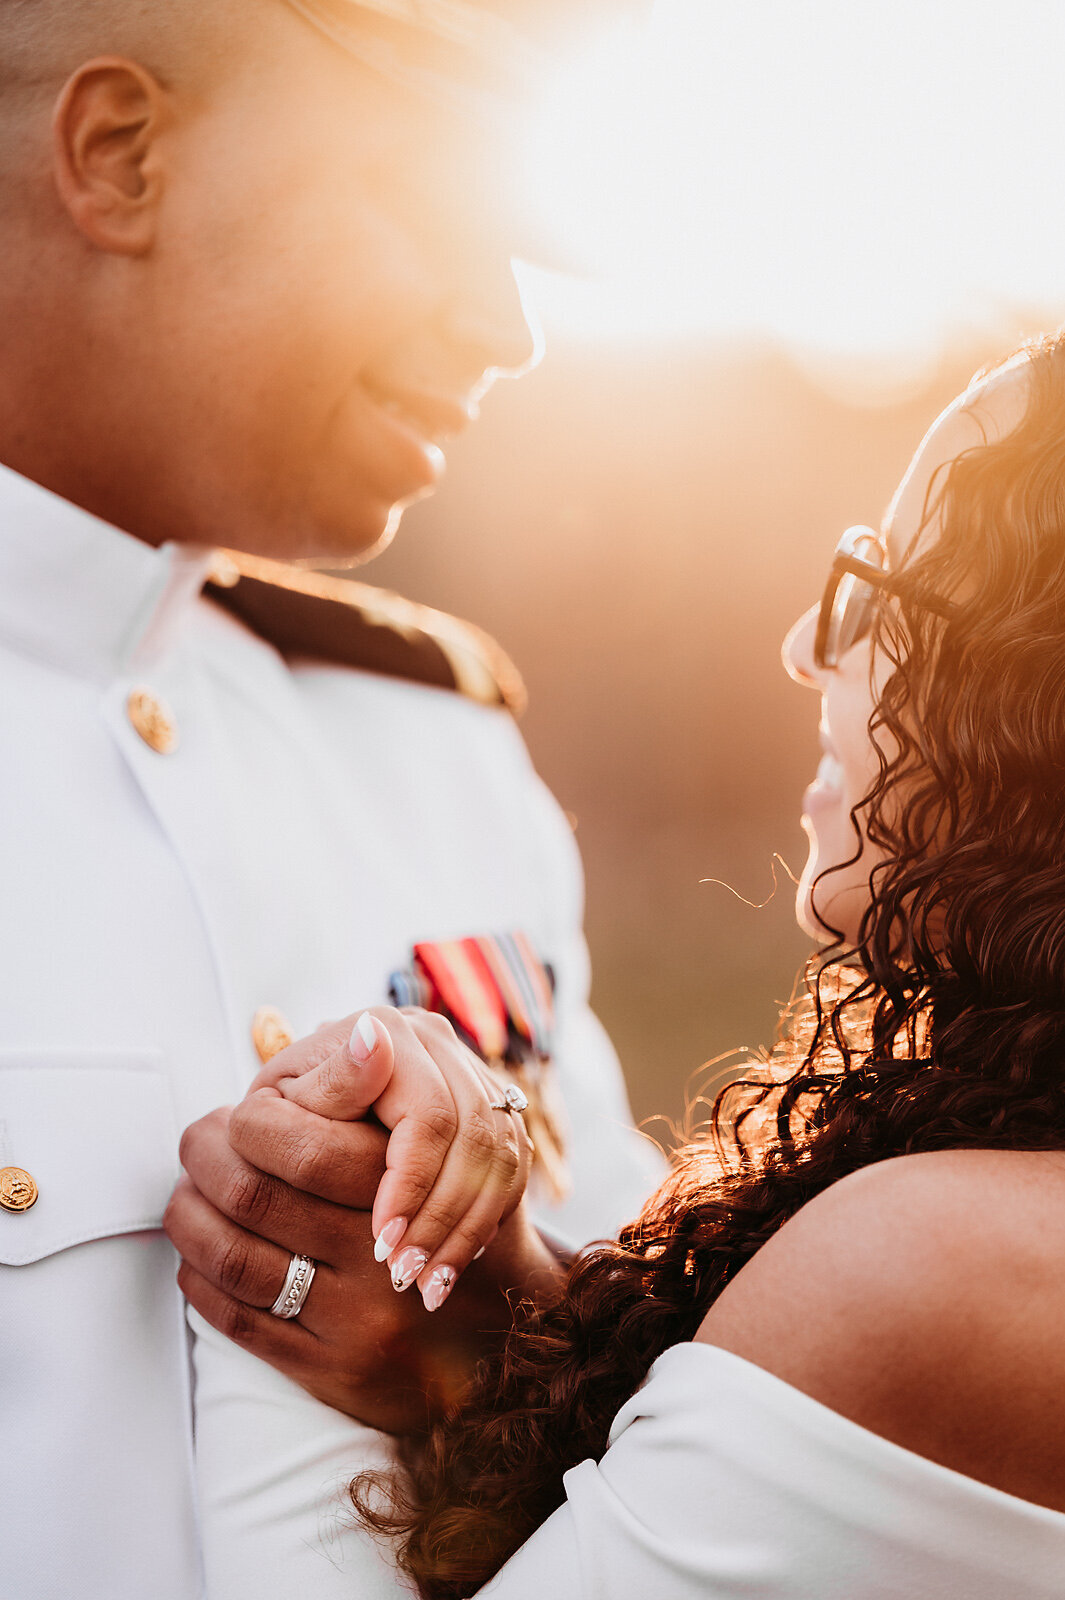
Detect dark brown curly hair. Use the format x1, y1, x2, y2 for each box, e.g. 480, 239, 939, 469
351, 334, 1065, 1598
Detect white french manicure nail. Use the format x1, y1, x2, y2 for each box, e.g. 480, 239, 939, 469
349, 1012, 378, 1062
373, 1216, 407, 1262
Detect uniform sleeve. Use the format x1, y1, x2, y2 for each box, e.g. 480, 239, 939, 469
518, 763, 666, 1245
472, 1342, 1065, 1600
191, 1311, 415, 1600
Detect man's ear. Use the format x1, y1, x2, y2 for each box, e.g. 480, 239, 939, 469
52, 58, 168, 255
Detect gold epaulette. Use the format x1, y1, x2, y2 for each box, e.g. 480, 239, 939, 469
205, 549, 526, 717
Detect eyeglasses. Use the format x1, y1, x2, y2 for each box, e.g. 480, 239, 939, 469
814, 525, 958, 670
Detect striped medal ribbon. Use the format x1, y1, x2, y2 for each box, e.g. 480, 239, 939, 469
390, 933, 570, 1200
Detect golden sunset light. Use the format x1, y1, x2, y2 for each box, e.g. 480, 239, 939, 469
521, 0, 1065, 375
13, 5, 1065, 1588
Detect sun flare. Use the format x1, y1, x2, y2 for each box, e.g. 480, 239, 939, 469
518, 0, 1065, 372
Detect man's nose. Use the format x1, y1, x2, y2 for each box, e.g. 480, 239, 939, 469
440, 261, 543, 381
782, 604, 822, 688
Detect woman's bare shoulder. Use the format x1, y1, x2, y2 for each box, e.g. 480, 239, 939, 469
695, 1148, 1065, 1511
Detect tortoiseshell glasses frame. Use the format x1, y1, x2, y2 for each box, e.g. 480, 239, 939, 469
814, 525, 958, 670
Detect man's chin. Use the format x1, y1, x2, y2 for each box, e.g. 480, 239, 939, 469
224, 495, 409, 569
285, 474, 444, 568
325, 502, 404, 570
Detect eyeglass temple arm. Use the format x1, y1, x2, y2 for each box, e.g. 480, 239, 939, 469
833, 554, 958, 621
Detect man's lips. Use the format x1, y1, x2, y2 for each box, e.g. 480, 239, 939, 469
361, 380, 479, 446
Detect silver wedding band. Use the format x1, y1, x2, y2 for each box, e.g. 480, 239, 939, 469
269, 1252, 317, 1319
488, 1083, 529, 1115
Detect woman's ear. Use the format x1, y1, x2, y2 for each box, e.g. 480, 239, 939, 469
51, 57, 168, 255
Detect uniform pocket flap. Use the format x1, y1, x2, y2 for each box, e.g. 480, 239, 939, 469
0, 1051, 178, 1265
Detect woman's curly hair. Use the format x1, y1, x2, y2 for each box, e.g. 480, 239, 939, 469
351, 334, 1065, 1598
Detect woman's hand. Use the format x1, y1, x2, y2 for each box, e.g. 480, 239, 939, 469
251, 1006, 535, 1313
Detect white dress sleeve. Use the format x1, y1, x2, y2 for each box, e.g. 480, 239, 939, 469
475, 1342, 1065, 1600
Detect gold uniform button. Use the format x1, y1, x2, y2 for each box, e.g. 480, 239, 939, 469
252, 1006, 295, 1064
127, 688, 179, 754
0, 1167, 38, 1213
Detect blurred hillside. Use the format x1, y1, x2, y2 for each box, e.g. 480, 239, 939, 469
364, 331, 1027, 1132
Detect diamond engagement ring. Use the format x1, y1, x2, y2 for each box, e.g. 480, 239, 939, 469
269, 1252, 317, 1319
488, 1083, 529, 1115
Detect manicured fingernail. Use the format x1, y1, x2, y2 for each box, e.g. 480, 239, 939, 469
422, 1266, 456, 1313
373, 1216, 407, 1263
390, 1246, 428, 1292
349, 1013, 378, 1062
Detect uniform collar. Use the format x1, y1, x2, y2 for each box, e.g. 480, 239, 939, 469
0, 462, 215, 681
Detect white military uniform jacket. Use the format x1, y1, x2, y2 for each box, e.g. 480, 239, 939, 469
0, 464, 662, 1600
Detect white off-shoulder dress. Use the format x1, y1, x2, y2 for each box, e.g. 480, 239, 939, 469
476, 1341, 1065, 1597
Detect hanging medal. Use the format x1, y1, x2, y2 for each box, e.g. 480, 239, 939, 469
465, 933, 569, 1201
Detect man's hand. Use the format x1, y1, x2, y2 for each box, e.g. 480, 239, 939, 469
164, 1092, 561, 1434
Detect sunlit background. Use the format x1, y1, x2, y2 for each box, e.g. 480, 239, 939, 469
369, 0, 1065, 1132
521, 0, 1065, 383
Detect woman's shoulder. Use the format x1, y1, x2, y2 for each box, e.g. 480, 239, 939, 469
699, 1146, 1065, 1331
695, 1148, 1065, 1513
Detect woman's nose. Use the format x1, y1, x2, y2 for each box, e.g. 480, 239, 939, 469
782, 604, 822, 688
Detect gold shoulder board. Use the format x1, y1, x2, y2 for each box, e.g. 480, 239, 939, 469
205, 550, 526, 717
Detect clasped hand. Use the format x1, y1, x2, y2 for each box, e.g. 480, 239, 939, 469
164, 1008, 560, 1434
